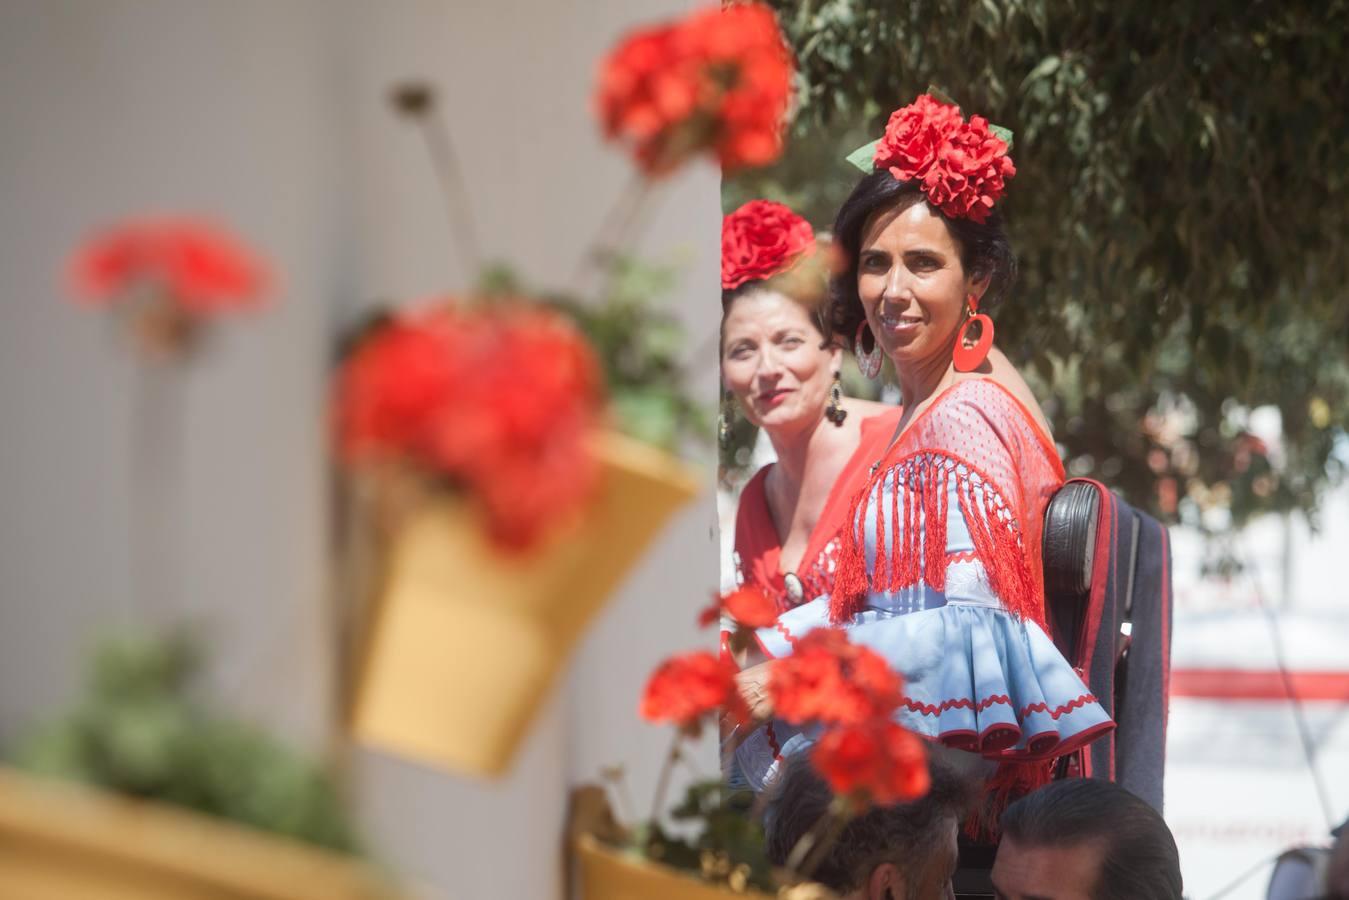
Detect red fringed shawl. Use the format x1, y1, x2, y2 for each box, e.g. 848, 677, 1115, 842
735, 408, 903, 611
830, 380, 1065, 628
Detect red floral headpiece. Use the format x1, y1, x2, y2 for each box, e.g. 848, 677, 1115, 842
848, 93, 1016, 224
721, 199, 816, 291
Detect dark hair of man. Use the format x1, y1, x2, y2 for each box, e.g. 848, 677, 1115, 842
826, 170, 1017, 350
764, 753, 972, 895
1000, 779, 1183, 900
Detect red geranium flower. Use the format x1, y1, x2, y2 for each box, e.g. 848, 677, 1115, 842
768, 628, 903, 726
811, 720, 930, 805
699, 585, 779, 629
596, 2, 793, 175
68, 218, 267, 313
333, 301, 604, 551
721, 200, 815, 291
641, 651, 749, 730
872, 95, 1015, 224
336, 309, 464, 464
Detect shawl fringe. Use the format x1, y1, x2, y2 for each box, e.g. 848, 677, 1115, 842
829, 452, 1044, 629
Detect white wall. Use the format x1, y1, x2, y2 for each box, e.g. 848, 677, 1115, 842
0, 2, 719, 898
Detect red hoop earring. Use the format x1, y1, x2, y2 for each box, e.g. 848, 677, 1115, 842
952, 295, 993, 372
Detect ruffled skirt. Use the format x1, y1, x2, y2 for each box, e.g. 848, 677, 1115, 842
732, 595, 1113, 792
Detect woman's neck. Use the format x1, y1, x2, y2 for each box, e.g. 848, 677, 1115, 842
896, 354, 956, 412
767, 417, 824, 493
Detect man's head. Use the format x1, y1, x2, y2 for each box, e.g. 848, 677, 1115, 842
991, 779, 1182, 900
764, 754, 973, 899
1328, 819, 1349, 899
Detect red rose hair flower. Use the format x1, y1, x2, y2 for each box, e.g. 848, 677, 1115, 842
641, 650, 749, 730
333, 302, 604, 551
811, 720, 930, 805
596, 3, 793, 175
721, 200, 816, 291
872, 94, 1016, 224
768, 628, 903, 726
68, 218, 267, 313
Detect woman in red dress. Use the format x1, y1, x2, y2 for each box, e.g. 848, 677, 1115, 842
730, 98, 1113, 809
720, 200, 900, 615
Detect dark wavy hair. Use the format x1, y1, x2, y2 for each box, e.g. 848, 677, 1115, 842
764, 752, 975, 895
1000, 779, 1183, 900
720, 271, 833, 354
826, 171, 1017, 350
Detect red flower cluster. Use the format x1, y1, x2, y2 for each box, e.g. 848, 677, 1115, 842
334, 302, 604, 550
873, 94, 1016, 224
69, 218, 267, 313
721, 200, 815, 291
698, 585, 778, 629
768, 628, 928, 806
596, 3, 793, 176
811, 720, 930, 805
641, 650, 749, 732
768, 629, 902, 726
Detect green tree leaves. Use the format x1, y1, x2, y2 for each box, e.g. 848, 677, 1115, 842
727, 0, 1349, 530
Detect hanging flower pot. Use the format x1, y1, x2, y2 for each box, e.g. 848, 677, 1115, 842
0, 767, 401, 900
349, 430, 699, 776
574, 833, 777, 900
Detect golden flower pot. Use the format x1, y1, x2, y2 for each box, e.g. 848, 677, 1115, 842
0, 767, 400, 900
573, 833, 775, 900
350, 431, 701, 777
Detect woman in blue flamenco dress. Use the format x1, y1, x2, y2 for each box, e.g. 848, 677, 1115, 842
730, 95, 1114, 802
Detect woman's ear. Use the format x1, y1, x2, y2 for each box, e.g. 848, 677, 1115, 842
968, 271, 992, 303
828, 341, 843, 368
868, 861, 902, 900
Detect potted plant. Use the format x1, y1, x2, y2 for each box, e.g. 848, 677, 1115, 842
335, 0, 797, 778
569, 586, 932, 899
2, 632, 399, 900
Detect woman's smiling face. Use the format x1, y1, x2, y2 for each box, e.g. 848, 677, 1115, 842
720, 289, 839, 438
857, 200, 984, 375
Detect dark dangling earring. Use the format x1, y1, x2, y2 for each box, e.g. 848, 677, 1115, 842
953, 293, 994, 372
718, 389, 735, 446
854, 321, 883, 379
824, 371, 847, 426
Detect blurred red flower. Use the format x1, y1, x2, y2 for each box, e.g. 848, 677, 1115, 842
768, 628, 903, 726
68, 218, 267, 313
641, 650, 749, 730
811, 720, 930, 805
723, 585, 779, 628
596, 2, 793, 175
333, 301, 604, 551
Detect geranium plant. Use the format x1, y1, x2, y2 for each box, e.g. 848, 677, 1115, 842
333, 1, 796, 545
68, 217, 268, 360
586, 586, 931, 895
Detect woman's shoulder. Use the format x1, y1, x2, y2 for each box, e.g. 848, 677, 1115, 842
740, 463, 774, 502
734, 463, 778, 548
843, 397, 896, 420
917, 376, 1060, 471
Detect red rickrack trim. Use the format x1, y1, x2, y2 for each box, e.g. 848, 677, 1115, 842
947, 550, 979, 563
902, 694, 1011, 716
900, 691, 1098, 721
773, 619, 798, 649
1019, 693, 1098, 721
766, 723, 782, 758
